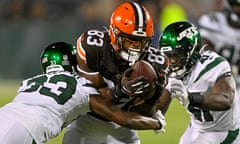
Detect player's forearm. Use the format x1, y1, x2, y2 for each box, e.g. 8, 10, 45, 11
202, 92, 233, 111
188, 92, 232, 111
90, 94, 162, 130
193, 76, 234, 111
125, 116, 161, 130
111, 111, 161, 130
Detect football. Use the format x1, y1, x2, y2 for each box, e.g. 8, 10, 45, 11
129, 60, 158, 99
129, 60, 158, 84
121, 60, 164, 116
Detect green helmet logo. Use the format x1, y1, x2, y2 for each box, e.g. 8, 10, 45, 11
177, 26, 198, 41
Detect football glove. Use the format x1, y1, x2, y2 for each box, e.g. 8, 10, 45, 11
110, 68, 150, 101
121, 68, 150, 97
153, 110, 166, 134
170, 79, 189, 107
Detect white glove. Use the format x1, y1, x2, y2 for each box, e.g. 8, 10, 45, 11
153, 110, 166, 134
170, 79, 189, 107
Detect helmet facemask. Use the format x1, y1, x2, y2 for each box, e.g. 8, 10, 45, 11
160, 22, 201, 79
163, 49, 188, 78
162, 39, 200, 79
117, 32, 151, 65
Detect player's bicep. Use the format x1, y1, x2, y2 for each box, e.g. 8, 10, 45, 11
204, 73, 234, 110
213, 74, 235, 102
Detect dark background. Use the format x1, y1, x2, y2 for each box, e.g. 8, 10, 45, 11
0, 0, 220, 79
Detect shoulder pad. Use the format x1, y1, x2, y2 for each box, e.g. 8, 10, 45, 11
193, 51, 230, 83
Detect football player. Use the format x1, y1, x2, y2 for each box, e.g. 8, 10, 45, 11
198, 0, 240, 94
0, 42, 166, 144
63, 1, 168, 144
160, 21, 240, 144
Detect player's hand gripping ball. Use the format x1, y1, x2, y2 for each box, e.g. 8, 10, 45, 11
121, 60, 158, 100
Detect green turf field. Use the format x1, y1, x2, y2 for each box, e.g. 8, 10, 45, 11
0, 81, 190, 144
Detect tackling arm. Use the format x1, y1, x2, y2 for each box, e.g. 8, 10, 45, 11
201, 74, 234, 111
89, 91, 164, 130
170, 74, 234, 111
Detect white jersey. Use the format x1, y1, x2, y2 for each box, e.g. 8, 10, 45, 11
0, 71, 98, 143
169, 51, 240, 132
198, 12, 240, 85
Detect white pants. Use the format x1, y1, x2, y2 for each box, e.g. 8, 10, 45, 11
179, 123, 240, 144
62, 114, 140, 144
0, 115, 35, 144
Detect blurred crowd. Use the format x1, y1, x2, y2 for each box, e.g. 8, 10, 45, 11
0, 0, 221, 79
0, 0, 221, 26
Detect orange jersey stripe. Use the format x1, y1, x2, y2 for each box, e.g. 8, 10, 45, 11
77, 35, 87, 63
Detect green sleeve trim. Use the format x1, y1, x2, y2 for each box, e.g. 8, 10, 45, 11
220, 128, 239, 144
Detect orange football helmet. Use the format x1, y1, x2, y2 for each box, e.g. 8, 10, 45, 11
109, 2, 154, 65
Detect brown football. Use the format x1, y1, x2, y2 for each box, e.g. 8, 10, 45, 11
121, 60, 159, 116
128, 60, 158, 100
129, 60, 158, 84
